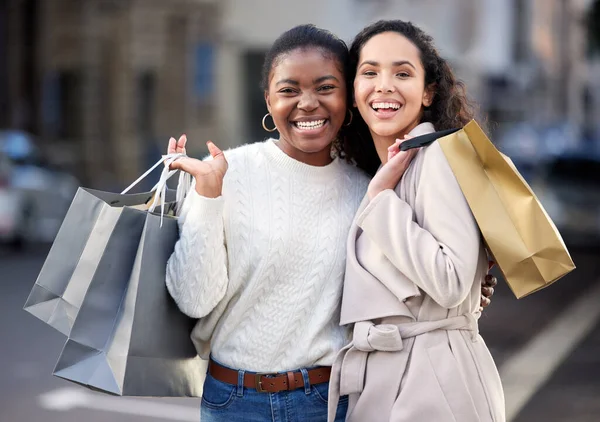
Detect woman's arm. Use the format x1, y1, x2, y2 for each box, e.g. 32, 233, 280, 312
165, 136, 230, 318
357, 142, 481, 308
166, 186, 229, 318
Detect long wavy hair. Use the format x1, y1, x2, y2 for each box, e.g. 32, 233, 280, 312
345, 20, 480, 175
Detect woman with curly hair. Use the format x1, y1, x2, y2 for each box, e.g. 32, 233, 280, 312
164, 21, 497, 422
328, 20, 505, 422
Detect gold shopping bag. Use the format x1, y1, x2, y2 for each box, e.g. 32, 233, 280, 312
402, 120, 575, 298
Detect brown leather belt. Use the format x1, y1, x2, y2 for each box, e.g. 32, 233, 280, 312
208, 358, 331, 393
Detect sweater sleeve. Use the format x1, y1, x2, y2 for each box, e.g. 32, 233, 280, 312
165, 181, 229, 318
356, 143, 481, 309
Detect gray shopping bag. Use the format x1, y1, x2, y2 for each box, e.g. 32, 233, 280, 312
53, 209, 206, 397
23, 188, 175, 336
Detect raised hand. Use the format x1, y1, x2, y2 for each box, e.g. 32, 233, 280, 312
367, 135, 419, 200
167, 135, 228, 198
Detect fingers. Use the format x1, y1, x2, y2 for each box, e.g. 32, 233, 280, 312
480, 295, 491, 309
167, 137, 177, 155
387, 139, 402, 161
484, 274, 498, 288
168, 135, 187, 155
207, 141, 224, 159
167, 157, 182, 171
482, 286, 494, 298
177, 134, 187, 154
387, 135, 418, 161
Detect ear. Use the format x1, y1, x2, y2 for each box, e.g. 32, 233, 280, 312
423, 84, 435, 107
264, 90, 272, 113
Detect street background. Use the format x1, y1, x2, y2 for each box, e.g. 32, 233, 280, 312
1, 0, 600, 421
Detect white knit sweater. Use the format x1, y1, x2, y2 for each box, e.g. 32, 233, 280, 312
166, 139, 370, 372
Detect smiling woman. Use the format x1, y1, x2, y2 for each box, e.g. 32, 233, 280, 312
164, 25, 369, 422
354, 33, 433, 146
264, 48, 347, 166
327, 20, 505, 422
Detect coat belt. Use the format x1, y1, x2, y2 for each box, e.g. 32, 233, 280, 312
327, 314, 479, 421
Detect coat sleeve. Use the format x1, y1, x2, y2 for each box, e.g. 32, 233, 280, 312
355, 142, 481, 309
165, 179, 229, 318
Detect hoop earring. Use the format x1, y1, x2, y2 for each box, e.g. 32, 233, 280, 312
344, 109, 353, 127
262, 113, 277, 132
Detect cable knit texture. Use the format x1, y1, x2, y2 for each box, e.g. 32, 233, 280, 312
166, 139, 370, 372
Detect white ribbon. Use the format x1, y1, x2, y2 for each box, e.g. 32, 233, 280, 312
121, 153, 191, 226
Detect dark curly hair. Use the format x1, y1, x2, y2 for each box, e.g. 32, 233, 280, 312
345, 20, 480, 175
261, 24, 353, 159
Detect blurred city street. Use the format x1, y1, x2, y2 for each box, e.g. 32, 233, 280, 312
1, 0, 600, 421
0, 245, 202, 422
1, 244, 599, 421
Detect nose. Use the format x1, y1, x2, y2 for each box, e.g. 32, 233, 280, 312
376, 72, 394, 93
298, 91, 319, 111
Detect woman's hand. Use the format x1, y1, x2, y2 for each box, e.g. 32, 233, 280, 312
480, 261, 498, 311
167, 135, 228, 198
367, 135, 419, 200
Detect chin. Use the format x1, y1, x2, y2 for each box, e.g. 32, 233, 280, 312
300, 142, 332, 154
369, 123, 404, 139
294, 135, 334, 149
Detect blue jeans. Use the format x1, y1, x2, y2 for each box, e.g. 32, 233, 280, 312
200, 365, 348, 422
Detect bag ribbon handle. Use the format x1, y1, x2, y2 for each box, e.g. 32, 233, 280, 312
399, 128, 460, 151
120, 153, 192, 226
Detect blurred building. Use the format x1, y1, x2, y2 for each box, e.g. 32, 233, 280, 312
218, 0, 491, 145
1, 0, 598, 186
221, 0, 597, 144
3, 0, 220, 188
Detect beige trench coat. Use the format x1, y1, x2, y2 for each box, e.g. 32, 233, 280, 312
328, 123, 505, 422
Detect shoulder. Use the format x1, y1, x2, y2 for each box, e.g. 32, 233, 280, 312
222, 139, 272, 162
335, 159, 371, 200
419, 138, 447, 165
339, 159, 371, 184
201, 139, 273, 178
413, 135, 462, 196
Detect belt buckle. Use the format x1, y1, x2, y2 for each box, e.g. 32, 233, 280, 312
254, 373, 270, 393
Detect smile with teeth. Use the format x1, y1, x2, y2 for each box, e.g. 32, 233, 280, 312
371, 102, 401, 111
294, 119, 326, 130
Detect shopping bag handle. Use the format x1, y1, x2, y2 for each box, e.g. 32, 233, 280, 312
400, 128, 460, 151
120, 153, 192, 226
120, 153, 185, 195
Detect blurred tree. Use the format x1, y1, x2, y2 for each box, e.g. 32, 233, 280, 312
589, 0, 600, 55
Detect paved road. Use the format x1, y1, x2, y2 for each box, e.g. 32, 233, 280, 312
0, 244, 598, 421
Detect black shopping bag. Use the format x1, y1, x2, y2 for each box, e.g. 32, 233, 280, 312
53, 209, 206, 396
23, 188, 175, 336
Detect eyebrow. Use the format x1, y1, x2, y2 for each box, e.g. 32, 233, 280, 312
275, 75, 339, 86
276, 78, 299, 86
314, 75, 339, 84
359, 60, 416, 70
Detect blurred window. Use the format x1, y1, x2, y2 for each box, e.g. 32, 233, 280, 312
137, 71, 156, 141
244, 50, 268, 143
195, 43, 214, 103
548, 157, 600, 187
194, 43, 215, 124
56, 71, 82, 141
0, 1, 8, 127
513, 0, 529, 62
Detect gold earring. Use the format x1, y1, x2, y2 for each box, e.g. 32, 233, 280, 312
262, 113, 277, 132
344, 109, 353, 127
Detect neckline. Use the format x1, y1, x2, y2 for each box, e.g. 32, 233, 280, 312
262, 139, 343, 182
